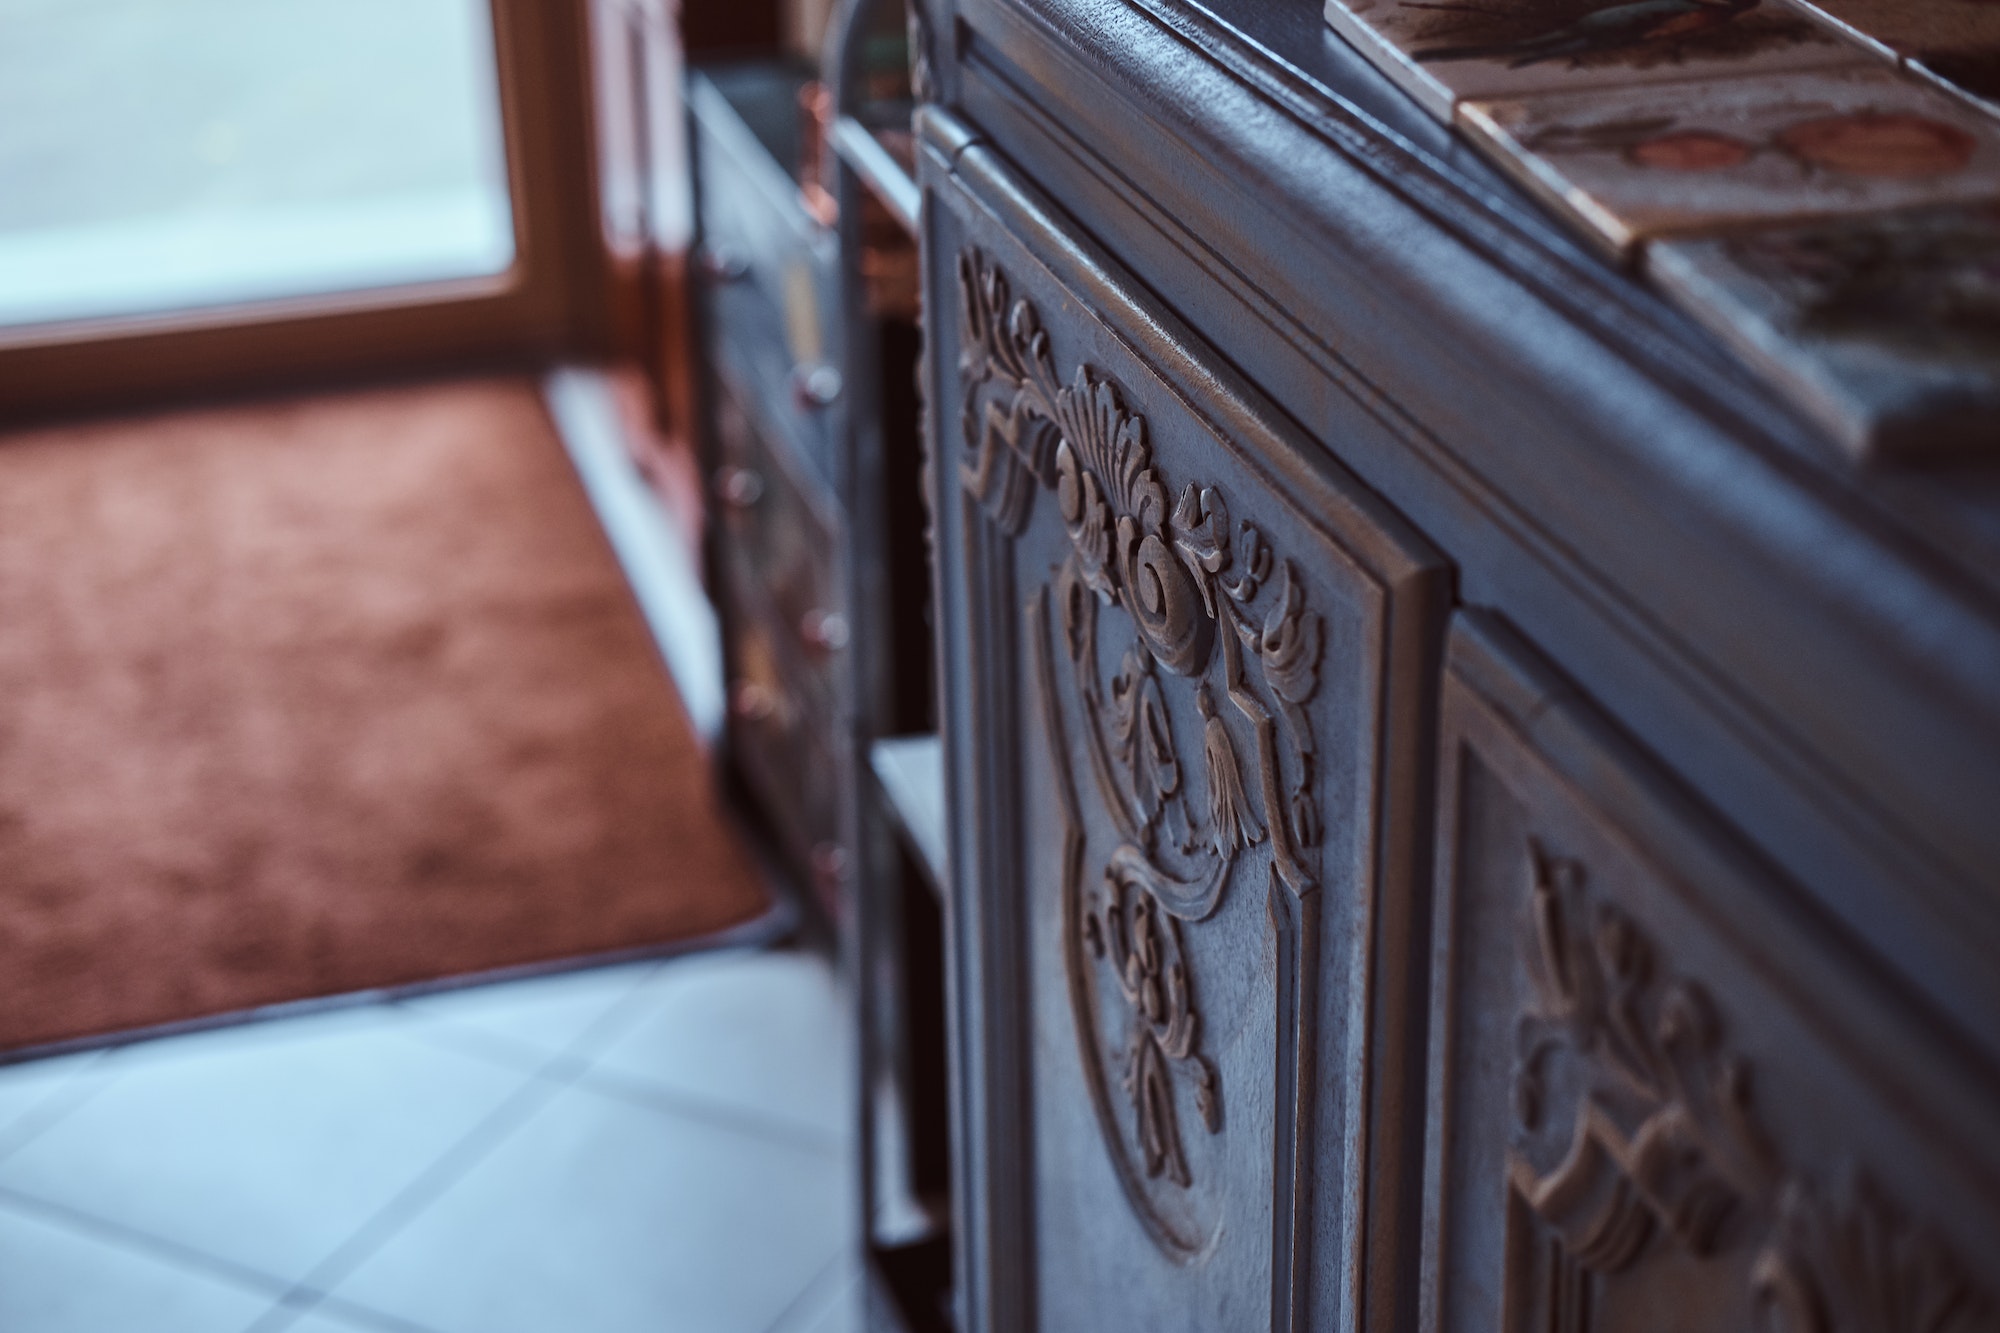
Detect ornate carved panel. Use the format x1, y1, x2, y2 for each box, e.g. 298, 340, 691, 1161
1428, 616, 2000, 1333
927, 148, 1441, 1333
1510, 845, 1997, 1333
959, 245, 1325, 1258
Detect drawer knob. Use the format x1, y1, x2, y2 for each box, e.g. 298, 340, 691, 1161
791, 363, 844, 410
799, 608, 850, 656
731, 681, 781, 723
715, 466, 765, 510
701, 247, 749, 283
811, 841, 850, 893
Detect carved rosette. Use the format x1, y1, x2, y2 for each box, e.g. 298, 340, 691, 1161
1511, 843, 1997, 1333
959, 248, 1324, 1255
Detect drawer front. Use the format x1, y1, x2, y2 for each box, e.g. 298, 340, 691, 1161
711, 364, 843, 688
923, 128, 1447, 1333
690, 67, 837, 349
1425, 613, 2000, 1333
710, 369, 845, 879
691, 70, 843, 492
705, 270, 841, 496
718, 582, 842, 893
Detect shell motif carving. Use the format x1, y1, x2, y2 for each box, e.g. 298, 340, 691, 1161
959, 247, 1324, 1255
1513, 843, 1996, 1332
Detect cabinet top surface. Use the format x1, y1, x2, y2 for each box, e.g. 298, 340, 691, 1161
929, 1, 2000, 1044
1001, 0, 2000, 607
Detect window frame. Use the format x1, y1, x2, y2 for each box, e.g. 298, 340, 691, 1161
0, 0, 612, 420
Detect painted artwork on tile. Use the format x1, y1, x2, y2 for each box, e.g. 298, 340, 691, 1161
1322, 0, 1862, 121
1650, 204, 2000, 456
1462, 64, 2000, 252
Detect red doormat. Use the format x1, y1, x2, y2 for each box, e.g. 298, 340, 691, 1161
0, 378, 771, 1051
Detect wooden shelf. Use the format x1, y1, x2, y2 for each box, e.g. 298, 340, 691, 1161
833, 114, 920, 236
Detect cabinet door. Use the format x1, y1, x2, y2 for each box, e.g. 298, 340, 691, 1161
921, 122, 1448, 1333
1425, 612, 2000, 1333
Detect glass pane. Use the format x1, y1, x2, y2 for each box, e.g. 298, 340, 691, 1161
0, 0, 514, 329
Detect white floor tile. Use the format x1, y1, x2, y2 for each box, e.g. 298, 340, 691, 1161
0, 1006, 530, 1284
0, 1050, 111, 1157
329, 1078, 853, 1333
803, 1271, 864, 1333
0, 1202, 276, 1332
584, 950, 851, 1142
395, 960, 661, 1061
276, 1300, 443, 1333
766, 1254, 862, 1333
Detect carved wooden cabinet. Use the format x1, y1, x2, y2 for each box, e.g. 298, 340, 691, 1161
1427, 615, 2000, 1333
910, 3, 2000, 1332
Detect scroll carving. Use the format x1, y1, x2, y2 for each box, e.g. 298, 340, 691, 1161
960, 247, 1324, 1253
1084, 854, 1222, 1188
1511, 843, 1996, 1333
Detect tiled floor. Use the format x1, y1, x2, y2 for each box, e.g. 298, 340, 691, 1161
0, 948, 859, 1333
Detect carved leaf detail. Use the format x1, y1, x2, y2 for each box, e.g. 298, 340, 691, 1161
1226, 521, 1272, 605
1109, 648, 1191, 855
1172, 484, 1232, 599
1513, 842, 1778, 1273
1753, 1177, 1998, 1333
1513, 841, 1995, 1333
1261, 563, 1322, 707
1055, 440, 1116, 598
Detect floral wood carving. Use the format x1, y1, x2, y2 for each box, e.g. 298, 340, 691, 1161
1512, 841, 1779, 1272
1083, 848, 1223, 1188
1512, 843, 1997, 1332
960, 247, 1324, 1251
1752, 1176, 1999, 1333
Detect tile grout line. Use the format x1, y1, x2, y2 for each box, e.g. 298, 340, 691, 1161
0, 1183, 300, 1304
236, 1069, 565, 1333
569, 1064, 849, 1155
396, 1015, 593, 1078
758, 1246, 851, 1333
391, 957, 848, 1154
0, 1045, 446, 1333
0, 1050, 117, 1166
253, 1288, 447, 1333
243, 961, 679, 1333
808, 1263, 867, 1333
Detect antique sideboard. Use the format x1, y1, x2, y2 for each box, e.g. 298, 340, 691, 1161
909, 2, 2000, 1331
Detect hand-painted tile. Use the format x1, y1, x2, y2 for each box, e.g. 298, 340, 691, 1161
1648, 203, 2000, 458
1461, 64, 2000, 252
1793, 0, 2000, 107
1322, 0, 1865, 122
